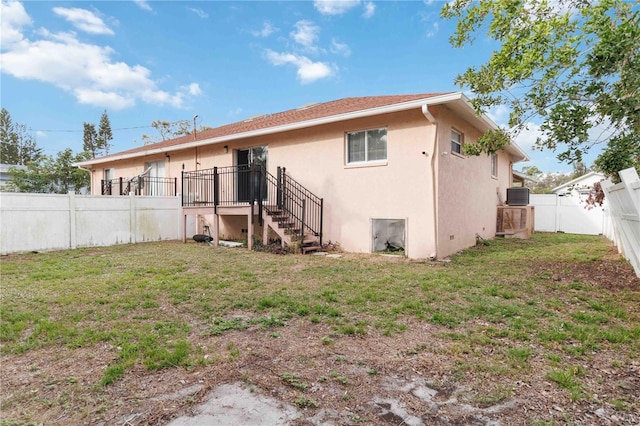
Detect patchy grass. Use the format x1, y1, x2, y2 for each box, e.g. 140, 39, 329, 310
1, 232, 638, 423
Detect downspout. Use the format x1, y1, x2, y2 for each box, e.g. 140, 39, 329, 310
422, 104, 439, 259
75, 164, 93, 194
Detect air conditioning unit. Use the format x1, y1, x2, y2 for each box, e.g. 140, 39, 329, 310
506, 187, 530, 206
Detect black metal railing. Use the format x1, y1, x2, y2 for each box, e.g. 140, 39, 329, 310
101, 177, 177, 196
273, 167, 323, 243
182, 165, 323, 244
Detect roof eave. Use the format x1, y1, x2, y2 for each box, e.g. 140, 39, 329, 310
77, 92, 529, 166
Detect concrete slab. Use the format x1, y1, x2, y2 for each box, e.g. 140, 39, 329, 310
165, 383, 301, 426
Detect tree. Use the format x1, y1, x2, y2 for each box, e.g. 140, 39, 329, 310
97, 110, 113, 155
0, 108, 43, 165
83, 122, 99, 158
6, 149, 91, 194
520, 166, 574, 194
442, 0, 640, 179
141, 119, 192, 145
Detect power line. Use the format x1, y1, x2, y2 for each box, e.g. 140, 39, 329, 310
35, 125, 154, 133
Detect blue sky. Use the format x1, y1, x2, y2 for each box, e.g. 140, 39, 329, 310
1, 0, 602, 172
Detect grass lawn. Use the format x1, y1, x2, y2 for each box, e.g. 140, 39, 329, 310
1, 232, 639, 424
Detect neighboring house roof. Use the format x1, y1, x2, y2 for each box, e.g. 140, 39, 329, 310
77, 92, 529, 167
513, 170, 540, 183
0, 163, 28, 173
552, 171, 606, 193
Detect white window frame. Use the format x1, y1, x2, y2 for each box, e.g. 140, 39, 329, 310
451, 129, 463, 156
491, 153, 498, 178
345, 127, 388, 165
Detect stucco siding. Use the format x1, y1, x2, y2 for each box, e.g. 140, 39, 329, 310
435, 106, 512, 258
91, 110, 438, 258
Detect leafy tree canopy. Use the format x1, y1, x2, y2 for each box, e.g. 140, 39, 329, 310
6, 149, 91, 194
0, 108, 43, 165
442, 0, 640, 179
141, 120, 192, 145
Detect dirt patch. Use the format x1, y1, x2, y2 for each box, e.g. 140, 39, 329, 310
2, 240, 638, 425
2, 317, 639, 425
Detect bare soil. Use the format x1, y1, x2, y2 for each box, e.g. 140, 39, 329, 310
1, 255, 639, 425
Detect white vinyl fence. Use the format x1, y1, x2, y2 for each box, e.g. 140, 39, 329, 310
1, 192, 183, 255
530, 193, 612, 236
601, 168, 640, 277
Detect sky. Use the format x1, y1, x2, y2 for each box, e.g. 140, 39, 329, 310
0, 0, 604, 173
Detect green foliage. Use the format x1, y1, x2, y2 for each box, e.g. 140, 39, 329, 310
442, 0, 640, 178
98, 110, 113, 155
6, 149, 91, 193
141, 119, 192, 145
280, 372, 308, 390
0, 108, 43, 165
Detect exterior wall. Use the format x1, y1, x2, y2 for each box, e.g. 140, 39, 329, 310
90, 110, 438, 258
434, 106, 513, 257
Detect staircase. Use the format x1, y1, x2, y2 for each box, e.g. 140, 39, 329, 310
182, 164, 323, 253
263, 206, 321, 254
261, 167, 323, 254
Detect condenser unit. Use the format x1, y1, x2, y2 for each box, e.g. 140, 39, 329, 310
506, 187, 530, 206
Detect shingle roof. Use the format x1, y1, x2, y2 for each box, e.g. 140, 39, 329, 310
96, 93, 451, 161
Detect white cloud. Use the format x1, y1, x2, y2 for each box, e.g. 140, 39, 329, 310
314, 0, 360, 16
0, 3, 201, 110
187, 7, 208, 19
0, 0, 32, 46
426, 22, 439, 38
487, 104, 510, 125
53, 7, 114, 35
227, 107, 243, 117
265, 49, 334, 84
133, 0, 152, 12
330, 38, 351, 57
290, 20, 320, 53
513, 122, 542, 152
419, 11, 440, 38
362, 2, 375, 18
252, 21, 278, 38
186, 83, 202, 96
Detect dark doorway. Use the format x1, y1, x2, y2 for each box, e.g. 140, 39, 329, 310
236, 146, 267, 203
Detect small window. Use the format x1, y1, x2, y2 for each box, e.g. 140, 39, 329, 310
451, 129, 463, 155
347, 127, 387, 164
491, 153, 498, 177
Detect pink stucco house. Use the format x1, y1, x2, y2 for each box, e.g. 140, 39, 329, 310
77, 92, 528, 259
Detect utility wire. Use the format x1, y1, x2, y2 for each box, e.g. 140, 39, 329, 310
35, 125, 154, 133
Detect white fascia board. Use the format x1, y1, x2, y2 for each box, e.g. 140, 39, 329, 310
79, 92, 531, 166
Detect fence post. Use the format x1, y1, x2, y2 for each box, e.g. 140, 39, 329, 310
319, 198, 323, 247
119, 177, 124, 195
181, 171, 185, 206
173, 177, 177, 198
277, 166, 283, 209
68, 191, 77, 250
213, 167, 219, 214
282, 167, 287, 211
130, 192, 137, 244
300, 199, 306, 253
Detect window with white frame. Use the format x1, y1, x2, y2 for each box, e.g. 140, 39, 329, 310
491, 153, 498, 177
451, 129, 463, 155
346, 127, 387, 164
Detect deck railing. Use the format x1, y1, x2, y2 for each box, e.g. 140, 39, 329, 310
101, 177, 177, 196
182, 165, 323, 244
